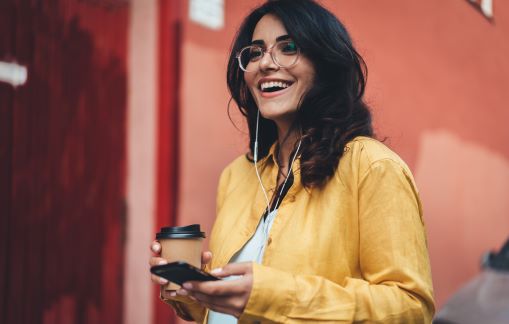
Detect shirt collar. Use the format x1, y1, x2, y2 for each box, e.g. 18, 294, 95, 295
258, 141, 305, 200
267, 142, 279, 165
263, 141, 303, 178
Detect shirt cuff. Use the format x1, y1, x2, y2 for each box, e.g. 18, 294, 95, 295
160, 290, 205, 322
239, 263, 295, 323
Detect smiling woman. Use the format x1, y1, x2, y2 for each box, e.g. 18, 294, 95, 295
149, 0, 435, 323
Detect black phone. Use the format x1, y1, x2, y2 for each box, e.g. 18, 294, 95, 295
150, 261, 220, 286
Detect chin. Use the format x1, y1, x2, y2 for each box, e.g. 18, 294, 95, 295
259, 108, 296, 124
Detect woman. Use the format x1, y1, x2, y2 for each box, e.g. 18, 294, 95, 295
150, 0, 435, 323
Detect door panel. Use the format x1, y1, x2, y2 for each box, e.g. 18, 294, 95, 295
0, 1, 128, 323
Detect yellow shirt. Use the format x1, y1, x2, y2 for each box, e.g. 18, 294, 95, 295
165, 136, 435, 323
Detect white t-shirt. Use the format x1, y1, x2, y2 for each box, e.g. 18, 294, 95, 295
207, 209, 278, 324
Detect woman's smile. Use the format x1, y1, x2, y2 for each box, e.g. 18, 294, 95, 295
258, 77, 295, 98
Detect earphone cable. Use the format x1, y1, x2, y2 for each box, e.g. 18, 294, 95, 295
254, 109, 272, 212
253, 109, 302, 215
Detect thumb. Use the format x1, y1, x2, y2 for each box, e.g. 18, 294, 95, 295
201, 251, 213, 266
210, 262, 253, 278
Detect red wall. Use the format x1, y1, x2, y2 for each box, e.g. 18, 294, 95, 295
326, 0, 509, 306
176, 0, 509, 314
0, 1, 128, 323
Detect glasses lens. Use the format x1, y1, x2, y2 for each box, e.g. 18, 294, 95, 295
274, 40, 299, 68
239, 46, 263, 72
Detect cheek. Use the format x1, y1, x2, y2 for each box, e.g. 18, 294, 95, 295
301, 71, 315, 94
299, 59, 316, 90
296, 73, 315, 96
244, 73, 256, 89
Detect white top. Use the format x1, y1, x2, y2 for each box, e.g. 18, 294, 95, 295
207, 209, 278, 324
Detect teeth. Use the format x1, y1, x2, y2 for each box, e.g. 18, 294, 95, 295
260, 81, 291, 91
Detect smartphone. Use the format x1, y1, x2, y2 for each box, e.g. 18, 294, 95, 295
150, 261, 220, 286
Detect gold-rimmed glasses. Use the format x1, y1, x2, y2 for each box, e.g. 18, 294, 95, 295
236, 39, 300, 72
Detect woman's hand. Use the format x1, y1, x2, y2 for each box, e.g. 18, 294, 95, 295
149, 240, 213, 300
149, 241, 170, 286
176, 262, 253, 318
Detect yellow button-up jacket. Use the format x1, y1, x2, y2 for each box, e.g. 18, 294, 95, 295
167, 136, 435, 323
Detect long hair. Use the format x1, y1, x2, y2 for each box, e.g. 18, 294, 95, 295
226, 0, 373, 188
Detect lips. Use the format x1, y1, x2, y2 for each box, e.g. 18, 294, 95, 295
256, 78, 295, 99
260, 81, 292, 92
258, 78, 294, 92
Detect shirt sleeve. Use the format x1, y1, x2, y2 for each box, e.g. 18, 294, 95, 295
160, 292, 206, 322
239, 159, 435, 323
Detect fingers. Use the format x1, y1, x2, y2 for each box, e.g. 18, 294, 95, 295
149, 239, 165, 285
176, 288, 239, 317
150, 240, 161, 254
162, 289, 178, 299
177, 281, 249, 317
201, 251, 213, 268
176, 272, 252, 319
149, 256, 169, 285
149, 257, 168, 267
210, 262, 252, 278
166, 290, 200, 304
182, 276, 250, 297
151, 274, 168, 285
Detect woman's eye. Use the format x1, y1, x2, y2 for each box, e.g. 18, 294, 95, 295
280, 41, 297, 54
249, 48, 263, 61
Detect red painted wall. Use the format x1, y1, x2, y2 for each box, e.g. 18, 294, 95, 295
176, 0, 509, 316
322, 0, 509, 307
0, 1, 128, 323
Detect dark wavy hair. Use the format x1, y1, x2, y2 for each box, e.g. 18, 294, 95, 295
227, 0, 373, 188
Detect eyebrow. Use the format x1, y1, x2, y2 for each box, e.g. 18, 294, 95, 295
251, 34, 292, 45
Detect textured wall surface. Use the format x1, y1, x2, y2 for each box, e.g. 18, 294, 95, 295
0, 1, 128, 323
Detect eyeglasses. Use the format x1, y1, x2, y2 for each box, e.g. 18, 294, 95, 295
236, 40, 300, 72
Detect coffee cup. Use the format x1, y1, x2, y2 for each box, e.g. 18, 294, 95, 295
156, 224, 205, 290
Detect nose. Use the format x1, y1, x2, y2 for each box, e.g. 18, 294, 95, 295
258, 51, 279, 72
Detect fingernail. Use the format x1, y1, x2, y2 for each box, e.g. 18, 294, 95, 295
152, 243, 160, 252
158, 260, 168, 265
159, 278, 168, 285
176, 289, 188, 296
182, 282, 192, 289
169, 291, 176, 297
210, 268, 222, 275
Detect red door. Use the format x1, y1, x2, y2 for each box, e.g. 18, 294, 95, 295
0, 1, 128, 323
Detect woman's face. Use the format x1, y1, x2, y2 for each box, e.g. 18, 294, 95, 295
244, 14, 315, 128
